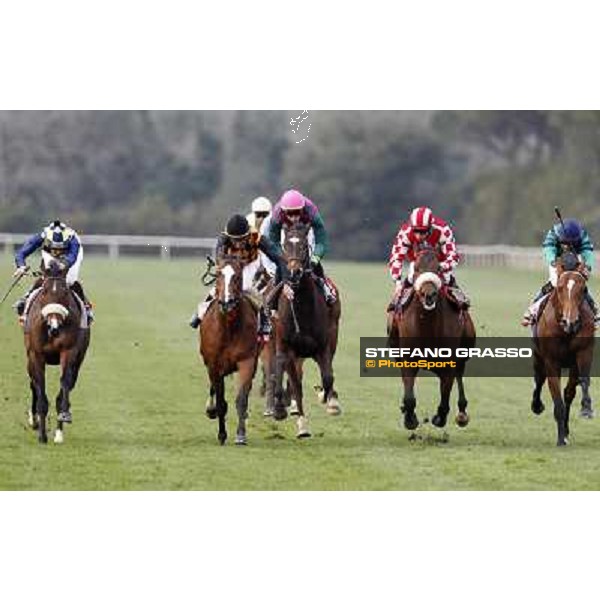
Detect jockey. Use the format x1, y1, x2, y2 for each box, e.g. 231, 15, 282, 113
12, 220, 94, 323
388, 206, 467, 309
522, 218, 599, 327
245, 196, 276, 277
189, 214, 288, 340
267, 189, 336, 305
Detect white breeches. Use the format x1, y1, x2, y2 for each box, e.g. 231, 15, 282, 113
243, 258, 261, 291
549, 265, 558, 287
259, 252, 277, 277
41, 247, 83, 286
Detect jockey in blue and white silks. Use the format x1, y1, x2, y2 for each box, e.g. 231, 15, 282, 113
13, 220, 94, 323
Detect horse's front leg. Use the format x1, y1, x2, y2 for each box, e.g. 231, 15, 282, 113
28, 354, 48, 444
28, 381, 39, 430
455, 361, 470, 427
401, 367, 419, 430
272, 351, 288, 421
234, 358, 256, 445
432, 373, 455, 428
563, 367, 578, 440
53, 351, 77, 444
212, 375, 228, 445
547, 373, 567, 446
261, 341, 276, 417
579, 375, 594, 419
287, 355, 309, 438
315, 349, 340, 416
531, 353, 546, 415
578, 351, 594, 419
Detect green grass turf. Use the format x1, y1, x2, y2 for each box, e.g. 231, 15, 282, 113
0, 256, 598, 490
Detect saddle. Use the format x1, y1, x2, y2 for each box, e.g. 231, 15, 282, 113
443, 286, 471, 311
23, 288, 89, 332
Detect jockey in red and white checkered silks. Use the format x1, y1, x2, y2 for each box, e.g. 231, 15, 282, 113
388, 206, 468, 308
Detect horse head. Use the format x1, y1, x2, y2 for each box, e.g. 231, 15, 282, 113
283, 223, 311, 287
555, 252, 586, 334
413, 248, 443, 311
39, 259, 71, 337
215, 255, 244, 314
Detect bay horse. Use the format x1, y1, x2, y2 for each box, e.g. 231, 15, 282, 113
24, 259, 90, 444
272, 223, 341, 437
388, 248, 476, 433
199, 255, 261, 445
531, 251, 594, 446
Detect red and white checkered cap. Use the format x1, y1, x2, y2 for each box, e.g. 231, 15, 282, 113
409, 207, 433, 230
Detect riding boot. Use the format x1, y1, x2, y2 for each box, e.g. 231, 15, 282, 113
13, 279, 42, 317
70, 281, 94, 323
190, 292, 214, 329
522, 281, 554, 326
585, 289, 600, 328
388, 279, 410, 313
258, 306, 272, 340
313, 275, 336, 306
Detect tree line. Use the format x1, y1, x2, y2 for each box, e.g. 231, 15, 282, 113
0, 110, 598, 260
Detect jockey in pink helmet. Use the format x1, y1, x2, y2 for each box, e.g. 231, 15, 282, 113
267, 189, 336, 305
388, 206, 469, 310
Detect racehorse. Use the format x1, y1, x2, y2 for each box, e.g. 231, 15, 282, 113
199, 255, 261, 445
388, 248, 476, 433
272, 223, 341, 437
531, 251, 594, 446
24, 259, 90, 444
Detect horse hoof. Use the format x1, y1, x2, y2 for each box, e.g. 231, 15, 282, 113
455, 412, 470, 428
206, 407, 218, 420
296, 417, 311, 438
38, 434, 48, 444
579, 408, 594, 419
57, 411, 72, 424
557, 438, 569, 447
218, 433, 227, 446
314, 385, 326, 404
326, 400, 342, 416
54, 430, 64, 444
235, 435, 247, 446
28, 410, 39, 430
263, 408, 274, 417
403, 413, 419, 431
273, 407, 288, 421
531, 401, 545, 416
432, 414, 447, 428
290, 400, 300, 416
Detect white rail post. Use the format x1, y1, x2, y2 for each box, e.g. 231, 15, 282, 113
108, 240, 119, 260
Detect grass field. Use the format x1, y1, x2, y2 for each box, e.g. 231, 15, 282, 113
0, 256, 599, 490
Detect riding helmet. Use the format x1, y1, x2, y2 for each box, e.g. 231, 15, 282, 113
42, 220, 73, 250
554, 219, 583, 243
224, 215, 250, 238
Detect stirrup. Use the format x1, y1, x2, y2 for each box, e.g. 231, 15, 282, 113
189, 313, 200, 329
521, 312, 533, 327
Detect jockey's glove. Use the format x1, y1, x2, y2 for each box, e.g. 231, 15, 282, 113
395, 279, 403, 292
310, 255, 321, 266
13, 265, 29, 278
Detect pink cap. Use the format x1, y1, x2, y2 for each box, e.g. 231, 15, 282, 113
280, 189, 306, 211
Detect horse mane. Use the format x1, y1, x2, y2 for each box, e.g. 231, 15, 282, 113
415, 248, 439, 273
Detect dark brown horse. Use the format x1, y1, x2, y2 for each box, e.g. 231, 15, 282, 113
272, 223, 341, 437
199, 255, 261, 445
24, 260, 90, 444
531, 252, 594, 446
388, 249, 476, 433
